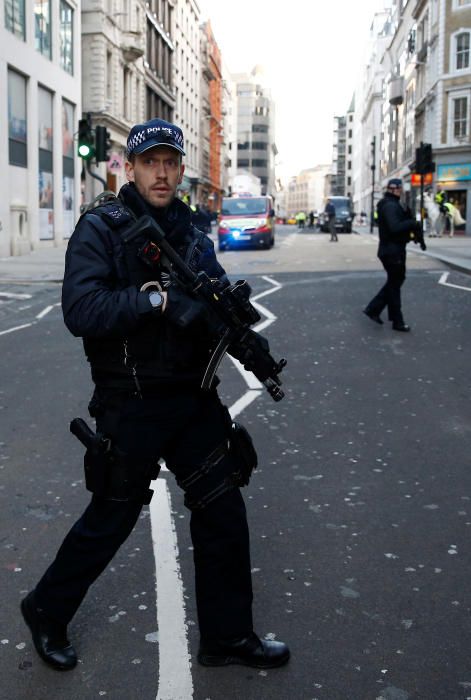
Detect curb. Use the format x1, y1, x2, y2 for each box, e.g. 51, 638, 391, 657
353, 228, 471, 276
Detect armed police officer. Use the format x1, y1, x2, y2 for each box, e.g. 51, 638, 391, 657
363, 178, 425, 332
21, 118, 289, 671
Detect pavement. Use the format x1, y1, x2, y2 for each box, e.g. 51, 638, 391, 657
1, 224, 471, 284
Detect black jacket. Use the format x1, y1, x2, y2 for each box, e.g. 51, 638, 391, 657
377, 192, 418, 258
62, 183, 228, 389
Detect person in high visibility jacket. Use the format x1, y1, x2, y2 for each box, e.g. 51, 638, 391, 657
295, 211, 307, 230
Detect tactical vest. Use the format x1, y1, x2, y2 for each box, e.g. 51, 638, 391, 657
81, 196, 215, 390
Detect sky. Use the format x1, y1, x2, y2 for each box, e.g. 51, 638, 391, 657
199, 0, 389, 179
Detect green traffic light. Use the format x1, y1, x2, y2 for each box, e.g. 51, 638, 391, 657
78, 144, 91, 158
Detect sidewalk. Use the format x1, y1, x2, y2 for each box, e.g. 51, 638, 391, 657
354, 224, 471, 275
1, 226, 471, 283
0, 244, 67, 283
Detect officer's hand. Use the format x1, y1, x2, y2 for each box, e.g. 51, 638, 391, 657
229, 330, 274, 381
165, 285, 208, 329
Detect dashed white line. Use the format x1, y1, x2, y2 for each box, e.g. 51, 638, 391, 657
36, 303, 60, 319
0, 291, 32, 299
0, 302, 60, 335
0, 323, 33, 336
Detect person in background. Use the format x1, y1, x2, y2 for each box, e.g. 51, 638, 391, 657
324, 199, 337, 241
363, 178, 425, 332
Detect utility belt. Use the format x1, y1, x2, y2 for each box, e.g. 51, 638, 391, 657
70, 391, 257, 509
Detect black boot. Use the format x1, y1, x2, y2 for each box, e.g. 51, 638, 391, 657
363, 308, 383, 325
198, 632, 290, 669
21, 592, 77, 671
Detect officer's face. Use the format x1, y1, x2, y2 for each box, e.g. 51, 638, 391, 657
125, 146, 185, 209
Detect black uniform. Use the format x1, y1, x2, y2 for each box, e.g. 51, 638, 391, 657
365, 191, 419, 325
33, 182, 254, 644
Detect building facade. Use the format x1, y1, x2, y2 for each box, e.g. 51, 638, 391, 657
352, 8, 392, 220
81, 0, 147, 200
1, 0, 81, 256
232, 66, 276, 197
330, 115, 347, 196
413, 0, 471, 224
173, 0, 200, 203
286, 165, 330, 217
377, 0, 471, 226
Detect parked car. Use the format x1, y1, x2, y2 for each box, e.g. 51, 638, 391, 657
320, 197, 354, 233
218, 195, 275, 251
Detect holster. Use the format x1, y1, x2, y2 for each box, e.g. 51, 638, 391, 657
229, 422, 258, 486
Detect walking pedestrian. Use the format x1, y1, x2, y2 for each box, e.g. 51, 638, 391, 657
20, 117, 290, 672
325, 199, 338, 241
296, 211, 306, 230
363, 178, 425, 332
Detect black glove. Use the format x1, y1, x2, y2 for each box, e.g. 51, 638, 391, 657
165, 285, 208, 329
410, 222, 427, 251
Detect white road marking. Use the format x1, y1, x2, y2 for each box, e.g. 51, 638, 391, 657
438, 271, 471, 292
150, 275, 283, 700
0, 323, 33, 336
149, 479, 193, 700
0, 302, 61, 335
36, 303, 60, 319
0, 291, 32, 299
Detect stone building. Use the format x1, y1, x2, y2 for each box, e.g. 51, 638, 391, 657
173, 0, 200, 203
0, 0, 82, 255
232, 65, 277, 197
413, 0, 471, 223
81, 0, 179, 199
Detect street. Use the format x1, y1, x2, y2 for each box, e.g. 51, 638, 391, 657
1, 225, 471, 700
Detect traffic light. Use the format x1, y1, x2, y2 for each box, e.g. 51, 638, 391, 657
415, 142, 435, 174
77, 116, 94, 160
95, 125, 112, 163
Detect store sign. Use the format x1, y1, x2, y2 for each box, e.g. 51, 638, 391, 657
437, 163, 471, 182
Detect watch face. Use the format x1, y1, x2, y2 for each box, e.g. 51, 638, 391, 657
149, 291, 163, 308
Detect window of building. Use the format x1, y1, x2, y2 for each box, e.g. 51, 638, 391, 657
5, 0, 25, 39
456, 32, 470, 70
123, 67, 130, 120
106, 51, 112, 100
38, 86, 54, 239
35, 0, 51, 58
452, 95, 469, 140
62, 100, 75, 238
252, 159, 267, 168
237, 158, 249, 167
59, 0, 73, 74
8, 69, 27, 167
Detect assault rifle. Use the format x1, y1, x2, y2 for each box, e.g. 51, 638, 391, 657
122, 215, 287, 402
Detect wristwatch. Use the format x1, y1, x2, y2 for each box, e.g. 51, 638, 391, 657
148, 290, 164, 313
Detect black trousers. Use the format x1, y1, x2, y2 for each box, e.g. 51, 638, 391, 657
366, 253, 406, 324
34, 388, 253, 642
329, 218, 338, 241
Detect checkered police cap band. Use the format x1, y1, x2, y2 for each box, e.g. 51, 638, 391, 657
126, 119, 185, 158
